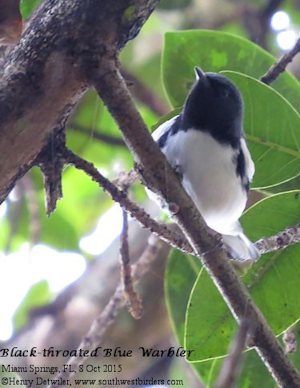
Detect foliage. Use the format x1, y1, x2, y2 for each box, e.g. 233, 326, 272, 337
20, 0, 42, 19
13, 280, 52, 331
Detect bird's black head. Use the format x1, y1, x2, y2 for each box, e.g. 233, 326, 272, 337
181, 67, 244, 147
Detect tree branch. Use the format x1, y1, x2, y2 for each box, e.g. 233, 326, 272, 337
215, 320, 252, 388
90, 62, 300, 387
261, 36, 300, 84
120, 208, 143, 319
255, 224, 300, 254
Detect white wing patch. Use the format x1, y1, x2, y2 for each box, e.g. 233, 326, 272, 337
241, 137, 255, 182
152, 115, 179, 142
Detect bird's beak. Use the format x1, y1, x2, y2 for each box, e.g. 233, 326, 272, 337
194, 66, 206, 80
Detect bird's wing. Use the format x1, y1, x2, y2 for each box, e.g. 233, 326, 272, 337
240, 138, 255, 181
152, 115, 179, 144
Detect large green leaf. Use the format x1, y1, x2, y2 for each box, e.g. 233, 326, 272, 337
162, 30, 300, 111
185, 191, 300, 362
223, 71, 300, 188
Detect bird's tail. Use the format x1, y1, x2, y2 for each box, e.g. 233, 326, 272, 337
222, 232, 260, 262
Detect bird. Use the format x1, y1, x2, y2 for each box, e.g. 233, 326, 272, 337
151, 66, 260, 262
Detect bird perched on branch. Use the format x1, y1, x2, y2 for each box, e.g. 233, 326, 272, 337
151, 67, 259, 261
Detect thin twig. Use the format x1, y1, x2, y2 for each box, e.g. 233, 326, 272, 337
255, 224, 300, 254
49, 235, 166, 387
261, 36, 300, 84
113, 169, 138, 190
283, 328, 297, 354
120, 208, 143, 319
215, 320, 252, 388
70, 124, 126, 147
62, 147, 192, 253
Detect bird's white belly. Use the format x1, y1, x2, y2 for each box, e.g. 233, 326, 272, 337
162, 129, 247, 235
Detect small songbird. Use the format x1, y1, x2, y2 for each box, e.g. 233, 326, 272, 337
151, 67, 259, 261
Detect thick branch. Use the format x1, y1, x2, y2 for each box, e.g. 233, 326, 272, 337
91, 62, 300, 387
0, 0, 159, 204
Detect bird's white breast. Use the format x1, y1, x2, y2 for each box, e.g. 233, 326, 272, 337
160, 128, 247, 235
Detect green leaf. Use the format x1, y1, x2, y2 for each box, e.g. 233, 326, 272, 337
40, 209, 79, 250
223, 71, 300, 188
57, 167, 112, 239
162, 30, 300, 111
13, 280, 52, 330
185, 191, 300, 362
20, 0, 42, 19
265, 175, 300, 194
192, 349, 274, 388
